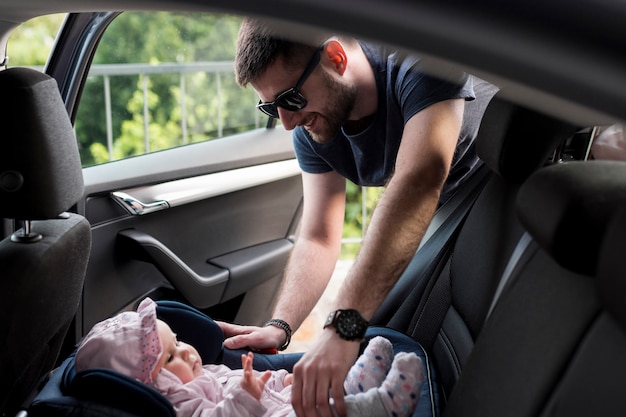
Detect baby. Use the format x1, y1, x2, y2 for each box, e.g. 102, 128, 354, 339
75, 297, 424, 417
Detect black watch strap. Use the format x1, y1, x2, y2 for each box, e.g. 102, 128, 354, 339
263, 319, 292, 351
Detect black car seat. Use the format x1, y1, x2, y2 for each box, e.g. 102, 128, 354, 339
30, 301, 225, 417
443, 160, 626, 417
371, 95, 579, 400
0, 68, 92, 416
29, 301, 436, 417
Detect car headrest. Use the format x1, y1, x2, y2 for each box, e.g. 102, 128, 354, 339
476, 96, 578, 184
596, 206, 626, 332
0, 67, 84, 220
155, 300, 225, 363
516, 161, 626, 276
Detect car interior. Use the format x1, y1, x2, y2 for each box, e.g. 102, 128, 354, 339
18, 89, 626, 417
1, 1, 625, 417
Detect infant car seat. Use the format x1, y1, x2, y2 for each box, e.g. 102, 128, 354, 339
28, 301, 440, 417
28, 301, 225, 417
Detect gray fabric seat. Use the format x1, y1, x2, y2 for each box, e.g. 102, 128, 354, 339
443, 161, 626, 416
372, 95, 578, 400
0, 67, 91, 416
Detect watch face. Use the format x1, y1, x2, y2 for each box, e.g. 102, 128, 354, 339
336, 309, 367, 340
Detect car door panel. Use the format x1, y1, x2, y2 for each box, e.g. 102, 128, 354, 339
77, 128, 303, 335
115, 228, 231, 309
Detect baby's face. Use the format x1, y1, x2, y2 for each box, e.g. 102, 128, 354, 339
151, 319, 204, 383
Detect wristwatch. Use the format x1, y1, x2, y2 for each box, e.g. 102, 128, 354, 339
323, 309, 368, 341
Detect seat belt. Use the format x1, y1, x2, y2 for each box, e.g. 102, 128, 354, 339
409, 166, 490, 351
371, 164, 491, 328
411, 257, 453, 351
484, 231, 534, 321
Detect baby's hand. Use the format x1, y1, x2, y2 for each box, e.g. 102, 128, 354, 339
240, 352, 271, 401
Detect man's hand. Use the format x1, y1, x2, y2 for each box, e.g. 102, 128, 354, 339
291, 330, 360, 417
217, 321, 288, 351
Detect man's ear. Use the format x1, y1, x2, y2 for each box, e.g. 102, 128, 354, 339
324, 40, 347, 74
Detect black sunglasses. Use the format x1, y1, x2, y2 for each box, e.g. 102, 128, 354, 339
256, 45, 324, 119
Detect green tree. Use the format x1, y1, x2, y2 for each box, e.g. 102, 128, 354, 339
6, 14, 65, 67
74, 12, 251, 165
341, 182, 383, 259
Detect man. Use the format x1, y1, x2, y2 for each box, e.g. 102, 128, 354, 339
218, 17, 498, 417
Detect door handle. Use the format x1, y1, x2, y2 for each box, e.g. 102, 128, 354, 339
116, 228, 229, 308
111, 191, 170, 215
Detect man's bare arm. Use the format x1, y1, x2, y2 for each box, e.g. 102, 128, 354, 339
272, 170, 347, 330
220, 170, 346, 350
337, 98, 464, 316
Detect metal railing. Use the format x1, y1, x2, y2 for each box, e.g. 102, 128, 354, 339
87, 61, 263, 160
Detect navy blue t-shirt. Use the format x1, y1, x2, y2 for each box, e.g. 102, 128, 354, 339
293, 41, 498, 204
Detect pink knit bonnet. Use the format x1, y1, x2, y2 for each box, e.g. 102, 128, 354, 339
75, 297, 162, 384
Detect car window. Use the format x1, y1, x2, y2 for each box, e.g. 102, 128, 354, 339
74, 12, 264, 167
8, 12, 265, 168
6, 13, 66, 69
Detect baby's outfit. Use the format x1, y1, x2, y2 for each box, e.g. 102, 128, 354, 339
75, 297, 424, 417
154, 336, 424, 417
154, 363, 291, 417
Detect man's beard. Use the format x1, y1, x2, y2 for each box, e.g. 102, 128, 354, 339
307, 71, 357, 144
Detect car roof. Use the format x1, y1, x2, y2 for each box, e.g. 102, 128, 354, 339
0, 0, 624, 126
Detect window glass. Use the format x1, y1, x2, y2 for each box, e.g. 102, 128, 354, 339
7, 13, 65, 67
75, 12, 264, 167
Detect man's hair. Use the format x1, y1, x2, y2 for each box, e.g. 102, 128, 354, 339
235, 17, 323, 87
